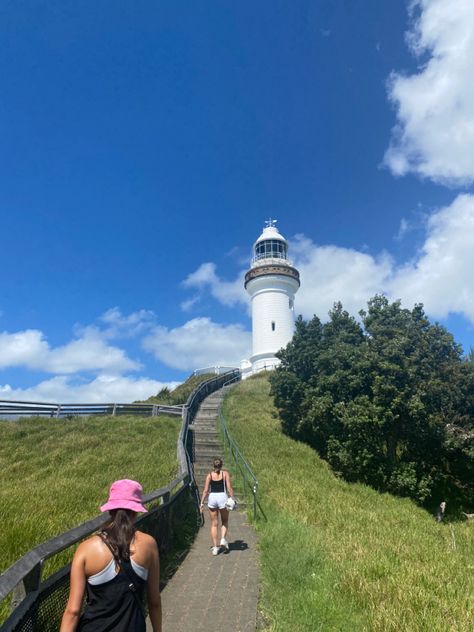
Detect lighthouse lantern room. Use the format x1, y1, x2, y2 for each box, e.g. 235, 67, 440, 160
241, 220, 300, 376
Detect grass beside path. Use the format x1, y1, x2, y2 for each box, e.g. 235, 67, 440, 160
0, 414, 181, 575
223, 375, 474, 632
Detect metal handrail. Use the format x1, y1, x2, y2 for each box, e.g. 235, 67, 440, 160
0, 400, 183, 419
0, 370, 239, 624
218, 408, 266, 521
182, 370, 241, 524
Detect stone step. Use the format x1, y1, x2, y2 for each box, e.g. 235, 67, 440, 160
191, 444, 222, 452
192, 451, 225, 460
189, 432, 220, 440
190, 434, 221, 442
192, 432, 221, 445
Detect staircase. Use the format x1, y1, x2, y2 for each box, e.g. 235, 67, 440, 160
189, 387, 244, 505
189, 389, 225, 493
152, 381, 260, 632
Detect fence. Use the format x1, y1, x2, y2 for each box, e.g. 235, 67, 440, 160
192, 366, 239, 376
0, 400, 183, 420
218, 382, 266, 521
0, 369, 240, 631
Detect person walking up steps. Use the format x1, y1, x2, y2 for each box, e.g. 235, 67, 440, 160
200, 457, 235, 555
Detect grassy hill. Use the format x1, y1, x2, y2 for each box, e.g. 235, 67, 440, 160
140, 372, 214, 405
0, 414, 181, 575
223, 375, 474, 632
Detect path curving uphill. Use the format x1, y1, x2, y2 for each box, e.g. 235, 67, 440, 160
151, 388, 260, 632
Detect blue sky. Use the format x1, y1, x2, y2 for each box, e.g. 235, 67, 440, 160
1, 0, 473, 402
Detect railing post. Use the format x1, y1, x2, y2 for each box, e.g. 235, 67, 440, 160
253, 485, 257, 521
112, 404, 117, 416
56, 405, 61, 418
10, 562, 42, 613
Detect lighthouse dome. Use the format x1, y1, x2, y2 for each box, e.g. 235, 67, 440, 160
253, 221, 288, 264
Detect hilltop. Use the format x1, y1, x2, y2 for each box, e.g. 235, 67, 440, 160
223, 375, 474, 631
139, 373, 214, 405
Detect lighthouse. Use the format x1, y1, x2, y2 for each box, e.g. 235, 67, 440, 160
241, 220, 300, 376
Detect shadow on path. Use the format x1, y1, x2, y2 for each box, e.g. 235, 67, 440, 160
148, 510, 259, 632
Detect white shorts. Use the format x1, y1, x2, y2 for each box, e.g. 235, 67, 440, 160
208, 492, 228, 510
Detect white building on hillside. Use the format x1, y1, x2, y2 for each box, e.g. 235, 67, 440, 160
241, 220, 300, 377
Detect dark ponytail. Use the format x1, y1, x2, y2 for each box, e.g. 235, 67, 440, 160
102, 509, 136, 561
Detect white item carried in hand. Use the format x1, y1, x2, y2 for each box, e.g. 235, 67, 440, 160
225, 497, 236, 511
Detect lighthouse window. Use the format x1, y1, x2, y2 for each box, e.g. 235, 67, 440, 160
271, 321, 275, 331
254, 240, 288, 261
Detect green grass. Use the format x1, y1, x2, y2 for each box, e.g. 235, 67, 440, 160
223, 375, 474, 632
0, 414, 181, 575
140, 372, 214, 405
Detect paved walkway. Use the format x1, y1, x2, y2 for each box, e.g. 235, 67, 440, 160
147, 387, 260, 632
155, 511, 259, 631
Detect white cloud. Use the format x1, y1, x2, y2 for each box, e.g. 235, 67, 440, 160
99, 307, 156, 338
180, 296, 201, 312
46, 329, 140, 373
183, 195, 474, 326
182, 263, 247, 308
290, 236, 393, 319
0, 327, 139, 373
384, 0, 474, 184
0, 375, 180, 404
143, 318, 251, 371
0, 330, 49, 369
389, 193, 474, 320
396, 218, 410, 240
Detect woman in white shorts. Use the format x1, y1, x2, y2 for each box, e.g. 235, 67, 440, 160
200, 457, 235, 555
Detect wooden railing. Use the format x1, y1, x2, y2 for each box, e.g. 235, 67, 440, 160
0, 369, 240, 631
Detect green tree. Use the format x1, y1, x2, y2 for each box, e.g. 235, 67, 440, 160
270, 296, 474, 509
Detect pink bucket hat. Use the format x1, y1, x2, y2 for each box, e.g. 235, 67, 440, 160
100, 479, 148, 513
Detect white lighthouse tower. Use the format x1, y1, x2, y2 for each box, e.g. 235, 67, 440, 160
241, 220, 300, 376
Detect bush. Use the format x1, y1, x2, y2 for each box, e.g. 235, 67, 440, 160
270, 296, 474, 512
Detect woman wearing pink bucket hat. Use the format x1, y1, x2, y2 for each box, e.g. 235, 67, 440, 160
60, 479, 161, 632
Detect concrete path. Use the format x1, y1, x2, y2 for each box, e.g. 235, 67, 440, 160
147, 387, 260, 632
156, 511, 259, 631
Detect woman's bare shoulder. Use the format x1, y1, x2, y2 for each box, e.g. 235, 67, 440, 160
135, 530, 158, 550
74, 534, 104, 557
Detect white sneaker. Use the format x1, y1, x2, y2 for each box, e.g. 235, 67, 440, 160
212, 546, 219, 556
220, 538, 229, 551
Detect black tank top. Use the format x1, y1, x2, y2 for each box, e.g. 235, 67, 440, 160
210, 472, 225, 493
78, 559, 146, 632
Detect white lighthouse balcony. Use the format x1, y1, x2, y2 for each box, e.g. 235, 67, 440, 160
251, 254, 294, 268
244, 263, 300, 289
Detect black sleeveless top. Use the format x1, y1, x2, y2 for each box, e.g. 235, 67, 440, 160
78, 559, 146, 632
209, 472, 225, 493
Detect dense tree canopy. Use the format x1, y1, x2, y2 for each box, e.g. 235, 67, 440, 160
270, 296, 474, 511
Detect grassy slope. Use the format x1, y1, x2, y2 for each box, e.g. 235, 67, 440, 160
223, 375, 474, 632
0, 414, 181, 574
141, 373, 214, 405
